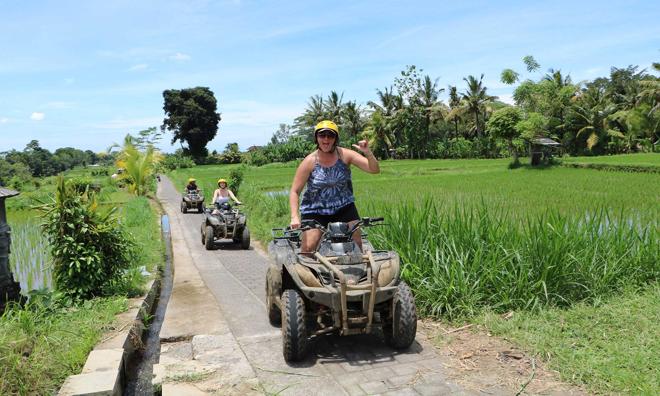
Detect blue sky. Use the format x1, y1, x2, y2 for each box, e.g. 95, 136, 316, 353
1, 0, 658, 154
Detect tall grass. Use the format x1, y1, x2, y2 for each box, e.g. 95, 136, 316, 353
367, 199, 659, 319
0, 296, 127, 395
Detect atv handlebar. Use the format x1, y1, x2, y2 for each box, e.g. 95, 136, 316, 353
272, 217, 385, 241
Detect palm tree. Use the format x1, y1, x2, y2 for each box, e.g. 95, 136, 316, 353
363, 110, 394, 158
368, 86, 404, 147
115, 134, 159, 196
325, 91, 344, 122
446, 85, 464, 139
461, 74, 495, 137
293, 94, 326, 137
341, 101, 365, 140
543, 69, 576, 140
637, 63, 660, 116
572, 86, 622, 151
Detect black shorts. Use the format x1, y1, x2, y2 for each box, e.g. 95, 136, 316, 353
301, 203, 360, 227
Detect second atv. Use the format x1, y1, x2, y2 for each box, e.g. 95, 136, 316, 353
266, 217, 417, 362
201, 202, 250, 250
181, 189, 204, 213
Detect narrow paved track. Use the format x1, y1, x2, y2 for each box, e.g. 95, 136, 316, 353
159, 176, 484, 395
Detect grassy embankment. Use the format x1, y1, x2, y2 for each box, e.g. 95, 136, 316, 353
0, 168, 163, 395
561, 152, 660, 173
170, 153, 659, 394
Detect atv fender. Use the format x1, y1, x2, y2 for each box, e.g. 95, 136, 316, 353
266, 264, 282, 303
237, 214, 247, 226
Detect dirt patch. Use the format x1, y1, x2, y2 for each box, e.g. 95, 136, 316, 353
420, 319, 588, 395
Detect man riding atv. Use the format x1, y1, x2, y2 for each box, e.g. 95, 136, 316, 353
181, 178, 204, 213
186, 178, 199, 193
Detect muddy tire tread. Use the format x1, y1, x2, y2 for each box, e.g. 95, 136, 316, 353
384, 281, 417, 349
282, 289, 307, 362
204, 225, 215, 250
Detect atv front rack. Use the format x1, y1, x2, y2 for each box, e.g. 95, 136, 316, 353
314, 250, 382, 336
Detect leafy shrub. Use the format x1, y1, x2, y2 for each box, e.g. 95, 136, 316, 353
66, 177, 100, 194
243, 150, 269, 166
228, 166, 246, 194
159, 153, 196, 170
40, 177, 137, 299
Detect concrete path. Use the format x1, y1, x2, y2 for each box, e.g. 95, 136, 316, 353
155, 176, 488, 395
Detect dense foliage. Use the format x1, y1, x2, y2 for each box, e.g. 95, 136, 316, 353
161, 86, 221, 159
247, 59, 658, 164
40, 177, 137, 299
0, 140, 104, 188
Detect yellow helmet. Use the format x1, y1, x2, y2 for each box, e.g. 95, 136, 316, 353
314, 120, 338, 135
188, 178, 196, 183
217, 178, 227, 185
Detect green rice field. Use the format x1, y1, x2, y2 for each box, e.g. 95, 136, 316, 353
7, 211, 52, 292
562, 152, 660, 167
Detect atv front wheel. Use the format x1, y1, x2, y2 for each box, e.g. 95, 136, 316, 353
198, 203, 203, 212
240, 227, 250, 249
383, 281, 417, 349
281, 289, 307, 362
266, 274, 281, 326
182, 204, 188, 214
204, 225, 215, 250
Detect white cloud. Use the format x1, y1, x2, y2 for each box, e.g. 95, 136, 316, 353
30, 112, 45, 121
64, 78, 75, 85
128, 63, 149, 72
1, 117, 9, 124
169, 52, 191, 61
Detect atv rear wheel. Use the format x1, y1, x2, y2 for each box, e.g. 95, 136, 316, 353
204, 225, 215, 250
281, 289, 307, 362
240, 227, 250, 249
383, 281, 417, 349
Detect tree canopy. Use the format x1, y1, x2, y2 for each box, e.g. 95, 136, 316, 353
161, 87, 221, 159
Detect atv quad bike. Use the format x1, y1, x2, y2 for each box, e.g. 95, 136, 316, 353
266, 218, 417, 362
181, 189, 204, 213
200, 202, 250, 250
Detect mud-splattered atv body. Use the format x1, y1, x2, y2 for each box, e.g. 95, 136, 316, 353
200, 202, 250, 250
181, 189, 204, 213
266, 218, 417, 362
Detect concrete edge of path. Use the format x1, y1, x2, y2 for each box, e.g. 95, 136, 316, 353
154, 176, 261, 395
58, 277, 161, 396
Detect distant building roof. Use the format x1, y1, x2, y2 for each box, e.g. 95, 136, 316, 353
531, 137, 561, 146
0, 187, 20, 199
247, 145, 263, 152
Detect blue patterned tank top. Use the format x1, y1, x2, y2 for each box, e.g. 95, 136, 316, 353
299, 153, 355, 215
